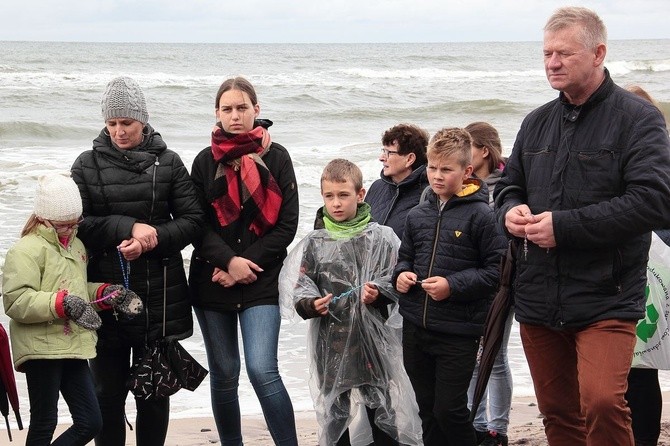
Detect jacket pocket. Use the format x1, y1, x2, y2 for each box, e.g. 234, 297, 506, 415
568, 147, 621, 202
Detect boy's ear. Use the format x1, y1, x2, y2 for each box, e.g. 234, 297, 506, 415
464, 164, 474, 178
357, 188, 366, 202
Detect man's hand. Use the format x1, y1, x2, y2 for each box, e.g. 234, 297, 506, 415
504, 204, 534, 238
525, 211, 556, 248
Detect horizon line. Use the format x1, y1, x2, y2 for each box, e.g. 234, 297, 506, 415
2, 37, 669, 45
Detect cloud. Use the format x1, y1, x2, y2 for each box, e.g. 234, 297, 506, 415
1, 0, 669, 43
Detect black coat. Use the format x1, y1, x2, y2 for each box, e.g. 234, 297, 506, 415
494, 69, 670, 329
393, 179, 506, 337
188, 142, 299, 311
364, 165, 428, 239
71, 126, 204, 345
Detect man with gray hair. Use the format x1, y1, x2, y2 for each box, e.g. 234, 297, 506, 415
494, 6, 670, 446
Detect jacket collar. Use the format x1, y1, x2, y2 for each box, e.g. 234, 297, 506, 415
379, 164, 427, 188
559, 68, 613, 122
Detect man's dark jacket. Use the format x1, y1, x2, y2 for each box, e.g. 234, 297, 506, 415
494, 69, 670, 329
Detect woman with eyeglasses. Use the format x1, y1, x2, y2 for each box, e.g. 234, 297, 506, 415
364, 124, 430, 239
71, 77, 204, 446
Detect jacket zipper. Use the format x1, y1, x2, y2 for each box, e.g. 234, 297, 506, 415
382, 187, 400, 225
145, 156, 159, 337
423, 201, 443, 328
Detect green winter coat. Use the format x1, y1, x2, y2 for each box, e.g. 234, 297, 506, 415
2, 225, 103, 371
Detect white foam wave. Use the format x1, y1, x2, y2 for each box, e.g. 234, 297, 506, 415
607, 59, 670, 75
338, 67, 544, 81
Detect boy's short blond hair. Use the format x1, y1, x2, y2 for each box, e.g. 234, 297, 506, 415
321, 159, 363, 191
427, 128, 472, 168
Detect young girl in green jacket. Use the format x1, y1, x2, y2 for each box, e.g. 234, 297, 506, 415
2, 173, 142, 445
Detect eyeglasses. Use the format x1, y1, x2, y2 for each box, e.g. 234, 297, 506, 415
380, 148, 401, 157
47, 217, 83, 234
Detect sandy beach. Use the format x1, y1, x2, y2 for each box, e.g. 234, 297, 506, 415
6, 392, 670, 445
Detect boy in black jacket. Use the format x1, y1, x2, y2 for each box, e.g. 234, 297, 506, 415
393, 128, 506, 446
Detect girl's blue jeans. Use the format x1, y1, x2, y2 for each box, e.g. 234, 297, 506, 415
195, 305, 297, 446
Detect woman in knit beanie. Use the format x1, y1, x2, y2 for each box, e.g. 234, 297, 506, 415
71, 77, 205, 446
2, 173, 143, 445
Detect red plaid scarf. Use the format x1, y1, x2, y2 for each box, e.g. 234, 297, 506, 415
210, 124, 283, 236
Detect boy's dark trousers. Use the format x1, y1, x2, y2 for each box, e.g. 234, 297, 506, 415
402, 322, 479, 446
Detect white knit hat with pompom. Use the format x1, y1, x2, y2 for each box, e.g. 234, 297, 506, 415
34, 173, 83, 221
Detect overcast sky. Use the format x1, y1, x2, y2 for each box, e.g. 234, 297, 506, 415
1, 0, 668, 43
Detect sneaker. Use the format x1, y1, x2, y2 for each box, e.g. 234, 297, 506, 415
480, 430, 509, 446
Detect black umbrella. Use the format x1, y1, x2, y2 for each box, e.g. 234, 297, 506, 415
0, 323, 23, 441
470, 238, 518, 421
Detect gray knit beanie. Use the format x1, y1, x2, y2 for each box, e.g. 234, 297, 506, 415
34, 173, 83, 221
101, 77, 149, 124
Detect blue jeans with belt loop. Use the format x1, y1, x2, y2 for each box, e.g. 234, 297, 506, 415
195, 304, 298, 446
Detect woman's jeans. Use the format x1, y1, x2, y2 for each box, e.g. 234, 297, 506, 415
467, 310, 513, 435
195, 305, 298, 446
89, 342, 170, 446
24, 359, 102, 446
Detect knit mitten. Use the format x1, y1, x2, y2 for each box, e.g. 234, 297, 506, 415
63, 295, 102, 330
102, 285, 144, 316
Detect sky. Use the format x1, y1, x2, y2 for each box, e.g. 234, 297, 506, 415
1, 0, 668, 43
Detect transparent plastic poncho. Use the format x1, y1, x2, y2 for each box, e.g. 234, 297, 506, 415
279, 223, 422, 446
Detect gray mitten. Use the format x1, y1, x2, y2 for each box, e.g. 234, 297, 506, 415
63, 295, 102, 330
102, 285, 144, 316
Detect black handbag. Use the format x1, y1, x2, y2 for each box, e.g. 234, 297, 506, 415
127, 260, 208, 399
127, 339, 182, 400
165, 339, 208, 391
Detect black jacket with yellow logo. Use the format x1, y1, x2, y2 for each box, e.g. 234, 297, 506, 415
393, 178, 506, 336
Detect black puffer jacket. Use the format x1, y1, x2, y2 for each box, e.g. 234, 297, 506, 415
393, 179, 506, 336
494, 69, 670, 329
71, 125, 204, 346
364, 165, 428, 239
188, 140, 299, 312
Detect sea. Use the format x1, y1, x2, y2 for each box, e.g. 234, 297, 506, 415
1, 39, 670, 427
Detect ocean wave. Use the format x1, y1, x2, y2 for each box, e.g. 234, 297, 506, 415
338, 67, 544, 81
0, 120, 94, 140
608, 59, 670, 75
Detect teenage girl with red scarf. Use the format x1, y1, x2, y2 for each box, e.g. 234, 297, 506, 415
189, 77, 299, 446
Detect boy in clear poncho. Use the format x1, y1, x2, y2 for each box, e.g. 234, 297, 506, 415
279, 159, 422, 446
